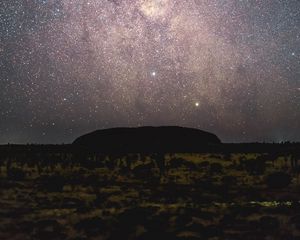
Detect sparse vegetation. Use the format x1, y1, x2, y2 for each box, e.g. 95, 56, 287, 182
0, 145, 300, 239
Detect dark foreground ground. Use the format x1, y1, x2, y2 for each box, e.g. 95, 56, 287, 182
0, 144, 300, 239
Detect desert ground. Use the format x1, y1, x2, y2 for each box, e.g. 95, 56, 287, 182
0, 146, 300, 239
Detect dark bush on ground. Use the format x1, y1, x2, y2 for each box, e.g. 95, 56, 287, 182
38, 174, 66, 192
33, 219, 66, 240
168, 158, 197, 171
265, 171, 292, 189
209, 162, 223, 174
243, 158, 266, 175
198, 161, 210, 168
290, 215, 300, 230
221, 175, 237, 187
259, 216, 280, 230
7, 167, 26, 181
74, 217, 106, 236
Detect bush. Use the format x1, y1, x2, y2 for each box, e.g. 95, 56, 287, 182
74, 217, 106, 236
132, 163, 159, 183
221, 175, 237, 187
259, 216, 280, 230
265, 172, 291, 189
290, 214, 300, 230
39, 174, 66, 192
7, 167, 26, 181
33, 219, 65, 240
243, 158, 266, 175
209, 163, 223, 174
198, 161, 210, 168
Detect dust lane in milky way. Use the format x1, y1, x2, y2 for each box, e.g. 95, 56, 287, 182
0, 0, 299, 143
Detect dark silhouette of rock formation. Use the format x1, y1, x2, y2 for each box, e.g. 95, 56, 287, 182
72, 126, 221, 153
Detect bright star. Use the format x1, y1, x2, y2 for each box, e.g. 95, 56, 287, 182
151, 71, 156, 77
195, 102, 199, 107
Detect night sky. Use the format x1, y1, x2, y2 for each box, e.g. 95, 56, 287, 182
0, 0, 299, 144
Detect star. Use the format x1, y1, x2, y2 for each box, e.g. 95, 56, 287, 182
0, 0, 299, 143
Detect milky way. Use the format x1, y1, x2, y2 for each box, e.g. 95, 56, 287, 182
0, 0, 299, 143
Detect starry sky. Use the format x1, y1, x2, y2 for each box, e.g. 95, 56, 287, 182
0, 0, 299, 143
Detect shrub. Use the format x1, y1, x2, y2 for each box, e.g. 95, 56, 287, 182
168, 158, 197, 170
33, 219, 65, 240
290, 214, 300, 230
74, 217, 106, 236
259, 216, 280, 230
39, 174, 66, 192
209, 163, 223, 174
7, 167, 26, 181
265, 171, 291, 189
132, 163, 158, 182
198, 161, 210, 168
243, 158, 266, 175
221, 175, 237, 187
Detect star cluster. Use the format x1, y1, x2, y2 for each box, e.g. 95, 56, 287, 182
0, 0, 299, 143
